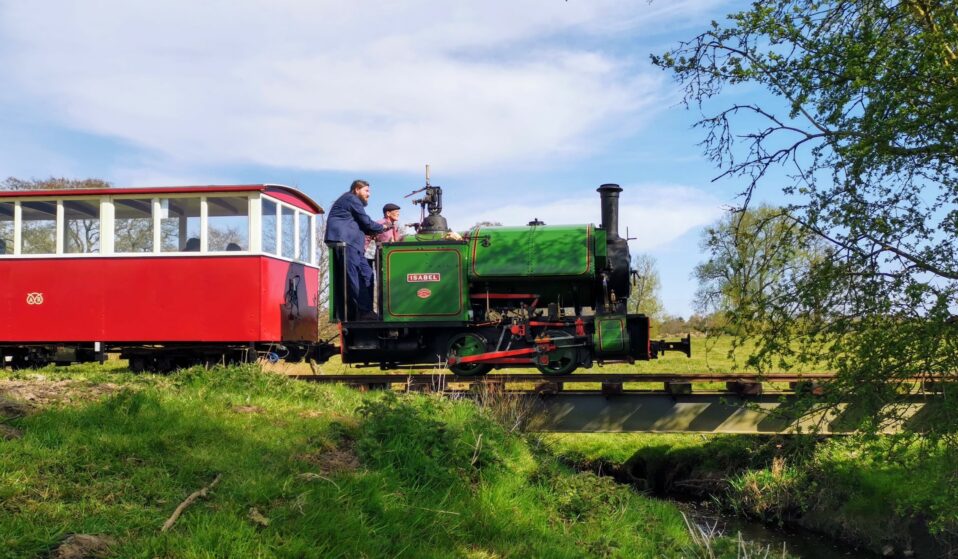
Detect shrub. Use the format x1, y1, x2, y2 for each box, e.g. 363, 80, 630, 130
355, 393, 503, 488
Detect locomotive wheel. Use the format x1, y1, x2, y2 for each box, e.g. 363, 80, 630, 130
447, 333, 491, 377
536, 330, 578, 376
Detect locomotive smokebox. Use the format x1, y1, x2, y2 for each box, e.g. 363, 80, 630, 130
597, 183, 622, 239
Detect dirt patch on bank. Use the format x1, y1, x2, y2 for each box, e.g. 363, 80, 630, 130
51, 534, 116, 559
0, 378, 121, 409
299, 442, 362, 475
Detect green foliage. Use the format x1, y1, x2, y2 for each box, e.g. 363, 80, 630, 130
627, 254, 664, 322
356, 392, 504, 487
548, 431, 958, 553
694, 205, 825, 332
656, 0, 958, 440
550, 471, 627, 522
2, 177, 112, 190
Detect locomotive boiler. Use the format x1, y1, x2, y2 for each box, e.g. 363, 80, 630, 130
327, 182, 690, 375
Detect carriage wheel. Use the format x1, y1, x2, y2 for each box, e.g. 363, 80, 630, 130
447, 333, 491, 377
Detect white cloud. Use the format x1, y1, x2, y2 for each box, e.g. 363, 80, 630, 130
107, 166, 231, 188
443, 183, 722, 251
0, 0, 723, 173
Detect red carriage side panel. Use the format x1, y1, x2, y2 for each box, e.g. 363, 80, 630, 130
0, 259, 107, 341
0, 256, 315, 343
98, 257, 263, 342
259, 257, 319, 342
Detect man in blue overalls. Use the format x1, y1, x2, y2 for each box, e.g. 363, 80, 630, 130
325, 180, 388, 320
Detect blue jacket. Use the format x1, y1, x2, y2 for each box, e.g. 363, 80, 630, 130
324, 191, 386, 252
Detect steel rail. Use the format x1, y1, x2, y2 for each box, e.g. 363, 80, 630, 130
289, 373, 841, 384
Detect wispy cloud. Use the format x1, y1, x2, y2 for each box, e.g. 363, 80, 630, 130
443, 183, 722, 251
0, 1, 723, 173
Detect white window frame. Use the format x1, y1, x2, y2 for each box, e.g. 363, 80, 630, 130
14, 201, 21, 256
17, 197, 60, 257
109, 196, 157, 255
0, 191, 316, 266
152, 194, 207, 255
205, 194, 253, 253
0, 200, 19, 256
258, 194, 319, 268
59, 197, 104, 256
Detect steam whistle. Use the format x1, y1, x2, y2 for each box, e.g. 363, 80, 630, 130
404, 164, 448, 233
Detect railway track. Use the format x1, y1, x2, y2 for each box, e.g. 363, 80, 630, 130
289, 372, 844, 396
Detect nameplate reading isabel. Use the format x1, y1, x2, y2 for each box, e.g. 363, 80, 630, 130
407, 273, 440, 282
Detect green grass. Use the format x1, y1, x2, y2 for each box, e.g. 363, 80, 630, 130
1, 364, 705, 558
542, 431, 958, 553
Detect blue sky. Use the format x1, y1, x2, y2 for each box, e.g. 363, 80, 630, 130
0, 0, 776, 317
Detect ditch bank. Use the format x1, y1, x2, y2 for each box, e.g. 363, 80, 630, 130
543, 434, 951, 558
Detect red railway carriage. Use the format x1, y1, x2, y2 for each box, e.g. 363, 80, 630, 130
0, 184, 323, 371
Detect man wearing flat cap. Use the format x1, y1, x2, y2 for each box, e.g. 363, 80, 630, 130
365, 203, 404, 261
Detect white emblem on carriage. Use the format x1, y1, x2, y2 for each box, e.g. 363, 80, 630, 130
26, 292, 44, 305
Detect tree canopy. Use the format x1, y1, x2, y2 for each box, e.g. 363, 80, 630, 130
628, 254, 664, 322
3, 177, 112, 190
655, 0, 958, 438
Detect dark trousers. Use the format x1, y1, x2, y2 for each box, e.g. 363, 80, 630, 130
346, 246, 374, 318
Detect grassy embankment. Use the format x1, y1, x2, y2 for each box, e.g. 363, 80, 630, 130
536, 336, 958, 555
0, 363, 723, 559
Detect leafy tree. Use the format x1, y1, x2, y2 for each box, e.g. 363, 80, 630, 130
694, 205, 825, 334
654, 1, 958, 439
628, 254, 664, 321
3, 177, 111, 190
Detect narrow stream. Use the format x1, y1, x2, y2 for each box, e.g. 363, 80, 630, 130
675, 500, 880, 559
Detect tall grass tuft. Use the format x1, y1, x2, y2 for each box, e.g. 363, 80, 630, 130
681, 513, 792, 559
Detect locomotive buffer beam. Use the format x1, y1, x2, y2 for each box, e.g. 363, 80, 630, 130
651, 334, 692, 358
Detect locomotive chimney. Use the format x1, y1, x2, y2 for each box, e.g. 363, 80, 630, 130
597, 183, 622, 239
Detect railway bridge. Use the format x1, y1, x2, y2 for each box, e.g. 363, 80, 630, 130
293, 373, 936, 435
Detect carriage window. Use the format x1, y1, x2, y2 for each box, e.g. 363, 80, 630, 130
114, 199, 154, 253
21, 201, 57, 255
0, 202, 13, 255
282, 206, 295, 259
262, 199, 277, 254
207, 197, 249, 252
297, 212, 311, 262
64, 200, 100, 254
159, 198, 201, 252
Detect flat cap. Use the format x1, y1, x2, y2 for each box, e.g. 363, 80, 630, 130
383, 203, 401, 213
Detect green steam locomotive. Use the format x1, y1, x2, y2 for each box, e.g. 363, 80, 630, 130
322, 182, 690, 375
